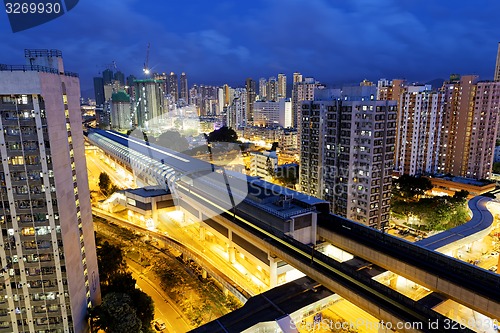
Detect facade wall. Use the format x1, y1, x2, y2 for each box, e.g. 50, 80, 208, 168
395, 89, 445, 176
134, 80, 165, 129
299, 99, 396, 228
0, 53, 100, 333
438, 77, 499, 180
467, 82, 500, 179
110, 101, 131, 130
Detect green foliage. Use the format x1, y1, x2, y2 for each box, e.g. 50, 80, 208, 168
265, 157, 275, 178
493, 162, 500, 174
93, 293, 142, 333
98, 172, 111, 195
97, 241, 126, 286
98, 172, 121, 196
155, 130, 189, 152
274, 165, 299, 187
392, 174, 433, 200
207, 126, 238, 143
94, 238, 155, 332
130, 289, 155, 329
391, 190, 469, 231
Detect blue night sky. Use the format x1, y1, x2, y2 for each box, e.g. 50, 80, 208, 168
1, 0, 500, 95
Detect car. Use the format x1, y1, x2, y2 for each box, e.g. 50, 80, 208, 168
155, 319, 166, 331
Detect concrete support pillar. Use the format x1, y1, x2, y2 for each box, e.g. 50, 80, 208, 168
228, 245, 235, 263
311, 213, 317, 245
199, 225, 206, 241
269, 255, 278, 288
389, 274, 398, 289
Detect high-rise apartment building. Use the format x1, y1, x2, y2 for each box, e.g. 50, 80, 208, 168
495, 42, 500, 82
102, 68, 113, 85
110, 90, 131, 130
252, 99, 292, 128
92, 77, 105, 106
299, 92, 396, 228
166, 72, 178, 104
395, 86, 445, 176
278, 73, 287, 99
245, 78, 256, 124
439, 75, 477, 177
0, 49, 100, 332
267, 77, 278, 102
226, 88, 247, 129
465, 81, 500, 178
134, 79, 165, 129
376, 78, 406, 101
113, 71, 125, 86
179, 72, 189, 104
291, 76, 322, 128
258, 78, 267, 101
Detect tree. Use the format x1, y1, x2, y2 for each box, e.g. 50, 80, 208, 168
130, 289, 155, 329
93, 293, 142, 333
98, 172, 111, 195
155, 130, 189, 152
265, 157, 275, 178
452, 190, 469, 202
207, 126, 238, 143
106, 272, 155, 330
493, 162, 500, 174
393, 174, 433, 200
96, 241, 126, 287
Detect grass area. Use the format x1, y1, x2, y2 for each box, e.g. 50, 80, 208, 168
93, 215, 242, 327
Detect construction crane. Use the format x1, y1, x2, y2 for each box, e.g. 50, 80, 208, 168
143, 42, 151, 76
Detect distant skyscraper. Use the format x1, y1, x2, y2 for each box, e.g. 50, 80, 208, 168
259, 78, 267, 101
227, 88, 246, 129
134, 79, 165, 129
291, 75, 322, 128
111, 90, 131, 130
376, 78, 406, 101
395, 86, 445, 176
299, 92, 397, 228
180, 72, 189, 104
102, 68, 113, 84
93, 76, 105, 106
278, 73, 287, 99
267, 77, 278, 102
293, 72, 302, 83
166, 72, 179, 103
0, 49, 100, 332
126, 74, 136, 97
253, 99, 292, 128
113, 70, 125, 86
495, 42, 500, 81
245, 78, 256, 124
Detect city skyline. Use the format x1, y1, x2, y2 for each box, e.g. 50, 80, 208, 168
1, 0, 500, 94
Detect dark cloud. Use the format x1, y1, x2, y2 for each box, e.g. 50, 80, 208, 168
0, 0, 499, 92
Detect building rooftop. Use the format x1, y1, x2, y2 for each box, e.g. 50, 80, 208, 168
0, 64, 78, 77
190, 277, 332, 333
431, 175, 494, 187
125, 186, 170, 198
111, 90, 130, 103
